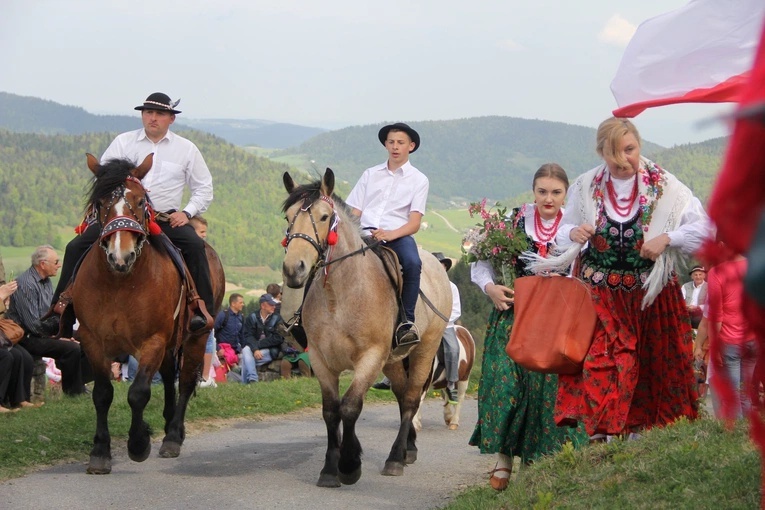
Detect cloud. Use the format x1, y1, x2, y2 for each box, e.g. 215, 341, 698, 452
497, 39, 524, 52
598, 14, 637, 47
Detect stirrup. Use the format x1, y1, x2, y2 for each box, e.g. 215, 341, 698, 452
392, 322, 420, 357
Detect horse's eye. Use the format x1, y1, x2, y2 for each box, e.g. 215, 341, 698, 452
138, 198, 146, 207
320, 214, 329, 222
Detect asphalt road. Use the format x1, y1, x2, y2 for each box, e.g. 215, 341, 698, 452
2, 397, 493, 509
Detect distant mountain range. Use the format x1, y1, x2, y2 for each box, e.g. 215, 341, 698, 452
0, 92, 326, 149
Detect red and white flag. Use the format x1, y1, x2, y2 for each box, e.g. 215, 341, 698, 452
611, 0, 765, 118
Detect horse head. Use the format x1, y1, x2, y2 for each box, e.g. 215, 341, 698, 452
86, 153, 154, 274
281, 168, 341, 288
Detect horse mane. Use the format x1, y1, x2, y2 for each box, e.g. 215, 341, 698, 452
281, 179, 359, 230
85, 158, 140, 208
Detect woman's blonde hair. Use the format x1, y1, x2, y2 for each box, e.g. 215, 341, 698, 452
532, 163, 569, 191
596, 117, 641, 169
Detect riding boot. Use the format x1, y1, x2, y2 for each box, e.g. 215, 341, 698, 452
392, 321, 420, 357
187, 291, 213, 333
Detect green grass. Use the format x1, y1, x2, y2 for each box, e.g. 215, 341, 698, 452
446, 416, 760, 510
0, 374, 395, 481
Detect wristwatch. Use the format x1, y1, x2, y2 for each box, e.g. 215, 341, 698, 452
183, 211, 192, 220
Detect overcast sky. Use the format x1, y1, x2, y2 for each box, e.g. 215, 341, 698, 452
1, 0, 736, 147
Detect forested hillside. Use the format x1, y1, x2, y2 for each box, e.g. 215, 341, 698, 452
649, 137, 727, 203
278, 116, 667, 203
0, 129, 296, 269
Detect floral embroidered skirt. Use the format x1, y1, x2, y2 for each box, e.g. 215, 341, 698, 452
469, 308, 588, 463
555, 281, 698, 435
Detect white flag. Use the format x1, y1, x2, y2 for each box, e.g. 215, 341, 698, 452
611, 0, 765, 117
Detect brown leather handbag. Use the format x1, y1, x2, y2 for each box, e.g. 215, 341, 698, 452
0, 318, 25, 347
506, 275, 597, 374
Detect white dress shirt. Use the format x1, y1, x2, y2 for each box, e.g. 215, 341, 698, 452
345, 160, 428, 232
101, 128, 213, 217
447, 281, 461, 328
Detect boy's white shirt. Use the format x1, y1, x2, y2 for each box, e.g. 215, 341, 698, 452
346, 160, 429, 232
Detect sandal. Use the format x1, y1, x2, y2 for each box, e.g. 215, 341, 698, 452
489, 467, 512, 491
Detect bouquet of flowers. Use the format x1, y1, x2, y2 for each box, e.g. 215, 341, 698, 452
462, 199, 529, 287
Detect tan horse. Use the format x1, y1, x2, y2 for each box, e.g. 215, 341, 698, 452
281, 169, 451, 487
72, 154, 224, 474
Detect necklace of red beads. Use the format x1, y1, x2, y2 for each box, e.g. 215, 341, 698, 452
534, 208, 562, 243
606, 175, 638, 216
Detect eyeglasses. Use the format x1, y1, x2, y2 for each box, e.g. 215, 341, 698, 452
42, 259, 61, 265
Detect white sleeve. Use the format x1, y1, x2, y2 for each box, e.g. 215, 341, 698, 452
556, 180, 585, 248
665, 196, 713, 255
345, 170, 369, 211
449, 282, 461, 324
470, 260, 495, 294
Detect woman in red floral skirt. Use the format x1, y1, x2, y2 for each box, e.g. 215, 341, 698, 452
527, 117, 711, 437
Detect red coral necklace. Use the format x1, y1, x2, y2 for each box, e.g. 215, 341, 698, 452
534, 208, 562, 243
606, 175, 638, 216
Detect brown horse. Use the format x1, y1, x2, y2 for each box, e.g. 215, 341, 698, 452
413, 325, 476, 432
72, 154, 224, 474
281, 169, 452, 487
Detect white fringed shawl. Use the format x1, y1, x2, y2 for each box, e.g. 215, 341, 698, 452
522, 157, 692, 309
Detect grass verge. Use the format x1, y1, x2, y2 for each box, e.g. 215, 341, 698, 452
446, 416, 760, 510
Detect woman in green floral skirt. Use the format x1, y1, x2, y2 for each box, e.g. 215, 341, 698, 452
466, 164, 588, 491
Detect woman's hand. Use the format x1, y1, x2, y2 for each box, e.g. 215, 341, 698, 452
486, 283, 514, 311
640, 233, 671, 261
0, 281, 18, 302
569, 224, 595, 244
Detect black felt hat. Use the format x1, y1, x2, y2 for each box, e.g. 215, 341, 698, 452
378, 122, 420, 153
134, 92, 182, 114
432, 252, 452, 272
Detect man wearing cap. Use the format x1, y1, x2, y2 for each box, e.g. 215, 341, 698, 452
240, 293, 285, 383
49, 92, 215, 334
346, 123, 428, 355
682, 265, 707, 329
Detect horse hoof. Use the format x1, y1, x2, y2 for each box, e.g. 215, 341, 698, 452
405, 450, 418, 464
381, 461, 405, 476
128, 442, 151, 463
338, 466, 362, 485
448, 424, 459, 430
86, 456, 112, 474
317, 473, 341, 488
159, 441, 181, 458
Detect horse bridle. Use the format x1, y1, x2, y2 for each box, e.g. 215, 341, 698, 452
96, 175, 151, 255
284, 194, 338, 261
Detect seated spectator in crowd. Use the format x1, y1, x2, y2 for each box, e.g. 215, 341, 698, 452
0, 277, 36, 411
266, 283, 282, 315
240, 293, 284, 383
682, 265, 708, 329
7, 246, 92, 396
215, 293, 245, 367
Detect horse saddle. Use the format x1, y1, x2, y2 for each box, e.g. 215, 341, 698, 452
362, 237, 403, 297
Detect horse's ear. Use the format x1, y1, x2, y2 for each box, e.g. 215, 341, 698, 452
134, 153, 154, 180
283, 172, 297, 193
321, 168, 335, 197
86, 153, 100, 175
